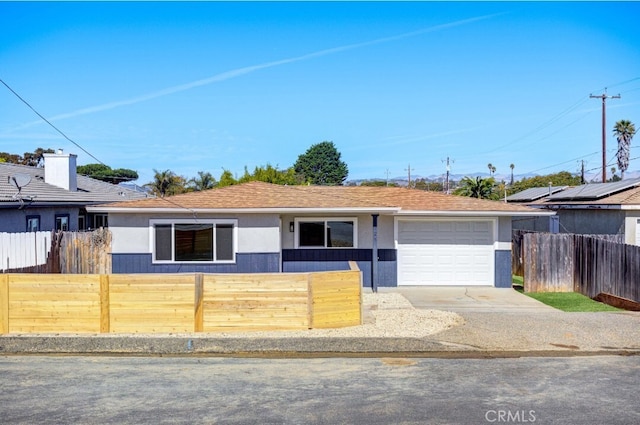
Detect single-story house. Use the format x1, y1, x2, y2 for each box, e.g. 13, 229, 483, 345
507, 178, 640, 245
0, 151, 150, 233
88, 181, 552, 288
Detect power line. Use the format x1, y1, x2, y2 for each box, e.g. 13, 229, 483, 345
0, 78, 105, 166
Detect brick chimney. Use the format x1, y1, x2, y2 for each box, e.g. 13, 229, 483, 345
43, 149, 77, 191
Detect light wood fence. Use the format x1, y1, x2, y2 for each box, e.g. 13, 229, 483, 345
519, 232, 639, 304
0, 268, 362, 334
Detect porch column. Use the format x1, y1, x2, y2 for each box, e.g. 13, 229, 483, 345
372, 214, 379, 292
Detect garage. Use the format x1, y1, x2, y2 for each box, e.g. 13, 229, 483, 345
397, 219, 495, 286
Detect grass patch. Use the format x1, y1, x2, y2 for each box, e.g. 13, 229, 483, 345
524, 292, 621, 312
512, 275, 524, 292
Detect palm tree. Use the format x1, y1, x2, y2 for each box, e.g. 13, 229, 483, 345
454, 176, 495, 199
509, 163, 515, 186
145, 169, 184, 197
487, 163, 493, 176
188, 171, 217, 191
613, 120, 636, 179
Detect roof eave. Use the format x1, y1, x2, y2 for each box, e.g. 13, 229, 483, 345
86, 206, 401, 214
395, 210, 556, 217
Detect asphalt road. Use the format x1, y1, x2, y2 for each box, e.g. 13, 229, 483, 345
1, 355, 639, 425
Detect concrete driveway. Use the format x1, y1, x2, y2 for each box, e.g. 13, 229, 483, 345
383, 286, 556, 313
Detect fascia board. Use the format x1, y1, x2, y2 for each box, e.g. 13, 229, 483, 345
86, 206, 400, 214
394, 210, 557, 217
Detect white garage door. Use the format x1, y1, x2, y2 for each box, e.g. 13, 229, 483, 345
397, 220, 495, 286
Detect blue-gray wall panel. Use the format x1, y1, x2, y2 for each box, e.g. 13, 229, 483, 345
281, 249, 397, 288
112, 253, 279, 274
112, 250, 399, 288
494, 250, 512, 288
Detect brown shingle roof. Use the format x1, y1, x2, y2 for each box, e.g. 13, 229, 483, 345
93, 181, 546, 215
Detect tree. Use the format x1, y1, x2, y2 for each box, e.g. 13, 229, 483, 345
0, 147, 54, 167
294, 141, 348, 185
508, 171, 581, 195
145, 169, 186, 197
454, 176, 496, 199
487, 163, 496, 176
359, 180, 400, 188
613, 119, 636, 179
77, 163, 138, 184
609, 167, 621, 182
237, 164, 301, 185
509, 163, 515, 186
414, 178, 443, 192
217, 169, 237, 188
187, 171, 217, 191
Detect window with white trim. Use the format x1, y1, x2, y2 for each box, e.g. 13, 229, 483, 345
55, 214, 69, 231
296, 218, 357, 248
26, 215, 40, 232
151, 220, 237, 263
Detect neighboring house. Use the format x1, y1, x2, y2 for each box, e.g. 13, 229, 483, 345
88, 181, 552, 288
507, 178, 640, 245
0, 151, 150, 233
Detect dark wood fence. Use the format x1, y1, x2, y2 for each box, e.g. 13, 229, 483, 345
516, 232, 639, 303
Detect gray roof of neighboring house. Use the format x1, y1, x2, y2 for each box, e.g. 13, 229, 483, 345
507, 177, 640, 207
546, 178, 640, 201
0, 162, 151, 207
505, 186, 567, 202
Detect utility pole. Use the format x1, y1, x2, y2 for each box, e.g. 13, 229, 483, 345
442, 157, 454, 194
385, 169, 390, 187
405, 163, 414, 188
590, 91, 620, 183
580, 160, 585, 184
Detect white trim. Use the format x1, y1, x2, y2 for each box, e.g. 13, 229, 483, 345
294, 217, 358, 249
494, 241, 512, 250
149, 218, 238, 264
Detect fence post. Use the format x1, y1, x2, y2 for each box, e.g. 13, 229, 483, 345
100, 275, 110, 333
194, 273, 204, 332
0, 274, 8, 334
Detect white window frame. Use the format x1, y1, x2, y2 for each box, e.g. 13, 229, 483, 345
150, 219, 238, 264
294, 217, 358, 249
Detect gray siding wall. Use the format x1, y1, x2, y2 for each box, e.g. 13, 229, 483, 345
556, 209, 625, 235
0, 207, 79, 232
513, 210, 625, 235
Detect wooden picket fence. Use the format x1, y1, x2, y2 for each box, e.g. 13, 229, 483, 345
0, 266, 363, 334
1, 229, 111, 274
517, 232, 639, 304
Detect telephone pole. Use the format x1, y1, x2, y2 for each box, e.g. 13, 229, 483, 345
405, 163, 414, 188
590, 91, 620, 182
443, 156, 454, 194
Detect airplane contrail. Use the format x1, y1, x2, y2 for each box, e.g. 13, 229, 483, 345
10, 13, 504, 129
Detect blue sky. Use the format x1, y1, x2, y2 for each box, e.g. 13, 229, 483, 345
1, 2, 639, 185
